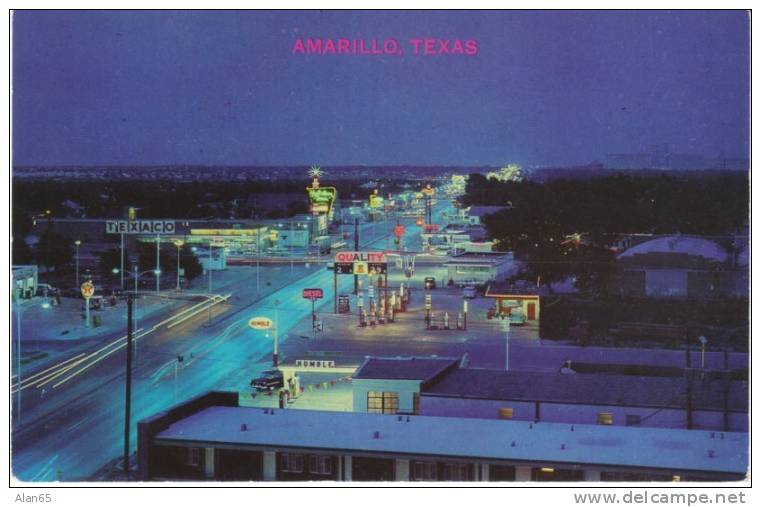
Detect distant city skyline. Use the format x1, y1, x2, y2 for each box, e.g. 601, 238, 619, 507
12, 10, 750, 167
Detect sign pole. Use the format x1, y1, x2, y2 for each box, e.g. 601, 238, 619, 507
353, 218, 359, 294
312, 298, 316, 339
333, 270, 338, 314
120, 233, 125, 290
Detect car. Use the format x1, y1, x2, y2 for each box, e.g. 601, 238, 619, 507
424, 277, 436, 289
507, 308, 527, 325
250, 369, 284, 391
462, 285, 477, 299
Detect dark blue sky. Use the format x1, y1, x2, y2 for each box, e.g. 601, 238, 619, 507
12, 10, 749, 167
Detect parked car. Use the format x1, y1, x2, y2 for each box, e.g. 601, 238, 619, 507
462, 285, 478, 299
507, 308, 527, 325
250, 370, 284, 392
424, 277, 436, 289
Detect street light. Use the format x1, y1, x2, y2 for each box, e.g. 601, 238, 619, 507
13, 299, 51, 425
171, 239, 185, 292
504, 313, 511, 371
74, 240, 82, 289
698, 335, 708, 375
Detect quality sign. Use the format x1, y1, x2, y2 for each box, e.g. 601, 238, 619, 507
106, 220, 176, 235
334, 251, 386, 264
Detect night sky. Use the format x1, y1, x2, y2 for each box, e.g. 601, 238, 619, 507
12, 10, 750, 167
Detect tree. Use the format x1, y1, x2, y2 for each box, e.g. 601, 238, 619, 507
96, 248, 123, 277
35, 230, 73, 271
178, 245, 203, 281
12, 239, 34, 265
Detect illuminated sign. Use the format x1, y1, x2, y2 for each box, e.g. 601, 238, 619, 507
302, 288, 324, 300
369, 194, 384, 209
80, 281, 95, 299
269, 230, 278, 241
248, 317, 274, 330
106, 220, 175, 235
353, 261, 368, 275
307, 186, 337, 215
394, 225, 406, 238
334, 251, 387, 263
190, 229, 260, 236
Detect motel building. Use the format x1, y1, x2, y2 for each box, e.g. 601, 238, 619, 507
138, 391, 747, 482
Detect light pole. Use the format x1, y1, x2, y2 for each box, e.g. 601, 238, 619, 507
504, 313, 511, 371
155, 235, 161, 294
174, 355, 184, 402
13, 299, 51, 425
698, 335, 708, 378
274, 299, 280, 366
74, 240, 82, 289
463, 298, 468, 331
15, 302, 22, 425
172, 239, 184, 292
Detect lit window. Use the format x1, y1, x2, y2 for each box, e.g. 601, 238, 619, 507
498, 407, 514, 419
443, 463, 471, 481
280, 453, 304, 472
309, 455, 333, 475
367, 391, 399, 414
597, 412, 613, 425
413, 461, 438, 481
185, 448, 200, 467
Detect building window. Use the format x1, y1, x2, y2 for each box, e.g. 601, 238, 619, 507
498, 407, 514, 419
597, 412, 613, 425
185, 448, 200, 467
626, 414, 641, 426
309, 455, 333, 475
442, 463, 471, 481
367, 391, 399, 414
280, 453, 303, 473
413, 461, 438, 481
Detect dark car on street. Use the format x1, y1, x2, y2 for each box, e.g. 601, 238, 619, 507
250, 369, 284, 392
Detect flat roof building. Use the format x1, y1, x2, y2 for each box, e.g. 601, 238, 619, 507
137, 391, 748, 482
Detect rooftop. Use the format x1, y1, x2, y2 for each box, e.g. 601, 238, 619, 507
618, 235, 729, 263
353, 356, 460, 383
422, 368, 748, 413
468, 205, 510, 218
445, 252, 513, 265
485, 282, 550, 297
151, 404, 748, 476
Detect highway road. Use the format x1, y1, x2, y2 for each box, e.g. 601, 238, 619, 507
11, 203, 447, 481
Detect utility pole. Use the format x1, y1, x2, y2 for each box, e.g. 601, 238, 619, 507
123, 293, 134, 479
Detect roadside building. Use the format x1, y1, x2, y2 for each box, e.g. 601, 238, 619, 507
484, 282, 547, 321
467, 205, 509, 226
443, 252, 515, 286
137, 391, 748, 482
420, 368, 748, 432
12, 265, 39, 300
614, 235, 743, 298
351, 356, 461, 414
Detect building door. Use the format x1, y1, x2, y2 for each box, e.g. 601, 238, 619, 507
527, 302, 536, 320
